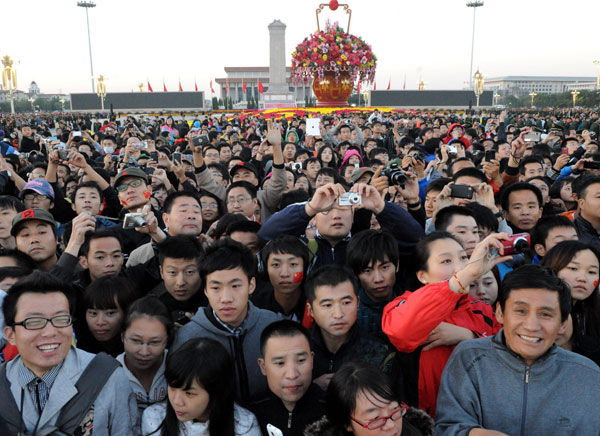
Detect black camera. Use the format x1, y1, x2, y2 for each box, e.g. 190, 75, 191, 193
381, 163, 406, 187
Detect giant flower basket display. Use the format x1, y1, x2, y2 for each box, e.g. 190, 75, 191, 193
291, 2, 376, 107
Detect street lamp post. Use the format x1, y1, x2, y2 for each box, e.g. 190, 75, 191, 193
28, 97, 35, 112
466, 1, 484, 89
493, 92, 500, 105
473, 70, 484, 107
1, 56, 17, 114
529, 92, 537, 108
571, 90, 580, 107
77, 1, 96, 93
59, 98, 66, 113
96, 74, 107, 110
593, 59, 600, 90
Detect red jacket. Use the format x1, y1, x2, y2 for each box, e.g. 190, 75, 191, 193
382, 281, 500, 417
442, 123, 471, 149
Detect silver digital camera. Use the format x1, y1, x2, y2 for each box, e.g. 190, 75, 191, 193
338, 192, 362, 207
123, 213, 146, 229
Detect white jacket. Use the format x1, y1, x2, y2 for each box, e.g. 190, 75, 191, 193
141, 401, 261, 436
116, 351, 167, 413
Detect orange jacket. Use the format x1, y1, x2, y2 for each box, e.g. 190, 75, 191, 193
382, 281, 500, 417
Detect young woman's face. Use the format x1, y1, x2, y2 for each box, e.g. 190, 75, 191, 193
200, 196, 219, 222
348, 390, 404, 436
168, 379, 210, 423
86, 302, 124, 342
560, 182, 573, 203
122, 316, 167, 372
557, 249, 599, 301
418, 238, 468, 285
295, 176, 310, 192
468, 270, 498, 305
321, 148, 333, 163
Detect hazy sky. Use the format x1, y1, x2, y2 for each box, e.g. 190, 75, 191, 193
5, 0, 599, 95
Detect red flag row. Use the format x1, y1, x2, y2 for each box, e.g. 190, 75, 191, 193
146, 79, 267, 94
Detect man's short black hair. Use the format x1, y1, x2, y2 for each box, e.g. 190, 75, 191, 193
519, 156, 544, 175
464, 202, 498, 233
302, 156, 319, 170
531, 215, 576, 249
260, 319, 311, 356
207, 162, 230, 182
70, 180, 104, 203
80, 229, 124, 258
425, 177, 451, 195
0, 247, 36, 271
2, 271, 75, 328
158, 235, 204, 266
452, 167, 488, 184
0, 195, 25, 213
501, 182, 543, 211
499, 264, 571, 322
200, 238, 255, 283
162, 191, 201, 214
368, 147, 388, 160
574, 175, 600, 200
435, 206, 478, 232
261, 235, 309, 273
305, 265, 358, 304
225, 220, 262, 238
226, 181, 257, 199
346, 230, 399, 276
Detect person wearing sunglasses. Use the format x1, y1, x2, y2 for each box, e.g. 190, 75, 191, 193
304, 361, 433, 436
0, 271, 136, 435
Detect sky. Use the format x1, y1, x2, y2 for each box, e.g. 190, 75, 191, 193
5, 0, 599, 96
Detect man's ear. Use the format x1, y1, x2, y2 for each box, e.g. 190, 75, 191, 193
159, 265, 164, 280
4, 326, 16, 346
79, 256, 88, 270
258, 358, 266, 376
162, 213, 169, 229
534, 243, 546, 258
495, 304, 504, 325
248, 276, 256, 295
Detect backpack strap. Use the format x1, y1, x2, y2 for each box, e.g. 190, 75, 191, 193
0, 362, 25, 434
55, 352, 120, 434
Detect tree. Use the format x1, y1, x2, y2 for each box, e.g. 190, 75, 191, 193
211, 97, 218, 109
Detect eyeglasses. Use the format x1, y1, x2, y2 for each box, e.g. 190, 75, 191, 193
23, 194, 51, 201
116, 179, 143, 192
13, 315, 73, 330
350, 404, 408, 430
124, 336, 167, 349
226, 197, 252, 206
205, 153, 219, 159
201, 202, 219, 209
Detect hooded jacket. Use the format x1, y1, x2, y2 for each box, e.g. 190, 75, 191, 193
442, 123, 471, 149
171, 302, 281, 405
435, 330, 600, 436
338, 149, 364, 169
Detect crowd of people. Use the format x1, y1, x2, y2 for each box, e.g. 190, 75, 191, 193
0, 107, 600, 435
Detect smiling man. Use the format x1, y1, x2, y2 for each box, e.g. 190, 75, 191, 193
0, 271, 136, 434
251, 320, 325, 436
436, 265, 600, 436
12, 208, 58, 272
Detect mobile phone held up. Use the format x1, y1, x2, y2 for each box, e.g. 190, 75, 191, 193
450, 184, 474, 200
173, 152, 182, 164
192, 134, 210, 148
485, 150, 495, 162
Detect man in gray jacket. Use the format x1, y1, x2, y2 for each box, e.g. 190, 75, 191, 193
436, 264, 600, 436
172, 239, 280, 406
1, 271, 136, 435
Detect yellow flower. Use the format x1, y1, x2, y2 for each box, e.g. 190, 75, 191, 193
341, 54, 347, 61
337, 61, 341, 65
313, 47, 317, 52
323, 54, 328, 61
303, 62, 307, 67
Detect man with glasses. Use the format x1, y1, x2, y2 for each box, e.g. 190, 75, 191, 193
113, 166, 164, 255
226, 181, 260, 221
0, 271, 136, 434
20, 180, 54, 212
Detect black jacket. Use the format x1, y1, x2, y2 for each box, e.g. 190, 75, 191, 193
249, 384, 326, 436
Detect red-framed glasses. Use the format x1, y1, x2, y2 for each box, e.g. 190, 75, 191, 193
350, 403, 408, 430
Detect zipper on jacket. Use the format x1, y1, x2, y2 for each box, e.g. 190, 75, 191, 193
520, 366, 530, 436
331, 246, 335, 261
329, 359, 334, 372
288, 411, 293, 429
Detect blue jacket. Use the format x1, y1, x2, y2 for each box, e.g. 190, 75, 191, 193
436, 330, 600, 436
258, 202, 424, 272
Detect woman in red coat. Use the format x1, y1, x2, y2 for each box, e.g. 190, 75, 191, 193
382, 231, 511, 417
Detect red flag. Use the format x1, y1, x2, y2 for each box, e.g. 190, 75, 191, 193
226, 78, 229, 95
242, 78, 247, 94
258, 79, 264, 94
163, 80, 167, 92
387, 78, 391, 90
147, 81, 153, 92
194, 79, 198, 92
403, 75, 406, 90
210, 80, 215, 94
357, 81, 361, 94
178, 80, 183, 92
374, 82, 377, 91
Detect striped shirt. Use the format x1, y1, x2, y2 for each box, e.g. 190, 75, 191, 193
18, 360, 64, 413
